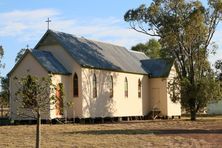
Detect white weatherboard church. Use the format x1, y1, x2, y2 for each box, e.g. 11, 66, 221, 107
9, 30, 181, 120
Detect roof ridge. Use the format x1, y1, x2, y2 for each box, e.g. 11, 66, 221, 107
51, 30, 127, 49
35, 29, 150, 75
129, 50, 145, 54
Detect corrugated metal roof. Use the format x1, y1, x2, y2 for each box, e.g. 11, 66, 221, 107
34, 30, 174, 77
31, 50, 71, 75
129, 50, 150, 61
141, 59, 174, 78
47, 30, 150, 74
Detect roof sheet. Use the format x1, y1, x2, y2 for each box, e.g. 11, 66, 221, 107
47, 30, 149, 74
129, 50, 150, 61
34, 30, 174, 77
31, 50, 71, 75
141, 59, 174, 78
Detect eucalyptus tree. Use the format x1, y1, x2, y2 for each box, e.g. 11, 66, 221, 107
124, 0, 222, 120
15, 75, 64, 148
131, 38, 163, 58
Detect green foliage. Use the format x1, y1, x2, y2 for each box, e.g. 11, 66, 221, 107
131, 39, 163, 58
0, 76, 9, 107
169, 75, 222, 114
15, 47, 30, 63
14, 75, 57, 118
0, 45, 4, 70
125, 0, 222, 120
215, 59, 222, 80
0, 45, 5, 106
14, 74, 67, 148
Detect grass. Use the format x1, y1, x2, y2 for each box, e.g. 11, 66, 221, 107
1, 116, 222, 147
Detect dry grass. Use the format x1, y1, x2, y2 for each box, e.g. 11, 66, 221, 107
1, 117, 222, 148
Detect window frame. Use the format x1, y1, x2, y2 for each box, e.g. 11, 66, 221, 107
109, 75, 113, 98
93, 74, 97, 98
138, 79, 142, 98
124, 77, 128, 97
73, 73, 79, 97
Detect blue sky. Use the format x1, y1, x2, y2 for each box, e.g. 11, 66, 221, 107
0, 0, 221, 77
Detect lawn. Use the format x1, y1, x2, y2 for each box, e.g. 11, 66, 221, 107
0, 117, 222, 147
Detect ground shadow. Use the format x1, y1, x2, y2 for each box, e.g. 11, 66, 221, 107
64, 129, 222, 135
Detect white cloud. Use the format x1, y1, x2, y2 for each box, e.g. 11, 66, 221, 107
0, 9, 149, 48
51, 17, 149, 48
0, 9, 59, 39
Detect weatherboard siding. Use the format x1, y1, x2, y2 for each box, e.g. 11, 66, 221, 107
167, 66, 181, 116
37, 44, 83, 118
9, 53, 49, 120
81, 68, 149, 118
149, 65, 181, 116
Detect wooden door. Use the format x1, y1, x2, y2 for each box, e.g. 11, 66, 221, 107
56, 84, 63, 116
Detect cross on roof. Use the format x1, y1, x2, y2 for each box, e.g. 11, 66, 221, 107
45, 18, 51, 30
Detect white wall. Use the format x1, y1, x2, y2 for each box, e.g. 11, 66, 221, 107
149, 65, 181, 117
9, 53, 49, 120
166, 66, 181, 116
37, 44, 83, 118
50, 74, 72, 119
149, 78, 168, 115
81, 68, 149, 118
207, 100, 222, 114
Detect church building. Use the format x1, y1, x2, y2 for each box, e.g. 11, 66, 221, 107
9, 30, 181, 120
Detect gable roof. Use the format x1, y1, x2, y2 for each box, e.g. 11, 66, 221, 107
8, 50, 71, 76
141, 58, 175, 78
34, 30, 175, 77
31, 50, 71, 75
35, 30, 150, 75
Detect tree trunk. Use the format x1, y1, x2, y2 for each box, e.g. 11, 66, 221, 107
36, 109, 41, 148
189, 98, 197, 121
190, 110, 196, 121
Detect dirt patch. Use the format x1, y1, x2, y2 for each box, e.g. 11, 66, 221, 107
0, 117, 222, 147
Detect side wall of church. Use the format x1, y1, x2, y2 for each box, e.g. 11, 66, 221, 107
37, 44, 83, 118
9, 53, 50, 120
81, 68, 149, 118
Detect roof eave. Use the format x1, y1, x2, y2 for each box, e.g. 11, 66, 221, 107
82, 65, 149, 75
48, 71, 72, 75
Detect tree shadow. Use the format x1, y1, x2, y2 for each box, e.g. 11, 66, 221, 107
53, 31, 122, 71
64, 129, 222, 135
82, 69, 118, 118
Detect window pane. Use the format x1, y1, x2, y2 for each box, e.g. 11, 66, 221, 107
125, 77, 128, 97
110, 76, 113, 98
73, 73, 78, 97
93, 74, 97, 98
138, 79, 141, 98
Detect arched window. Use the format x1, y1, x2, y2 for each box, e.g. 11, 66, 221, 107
109, 76, 113, 98
124, 77, 128, 97
73, 73, 78, 97
93, 74, 97, 98
138, 79, 142, 98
